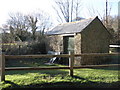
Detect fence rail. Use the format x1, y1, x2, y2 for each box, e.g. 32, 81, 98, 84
4, 64, 119, 71
5, 54, 70, 59
0, 53, 120, 82
5, 53, 120, 59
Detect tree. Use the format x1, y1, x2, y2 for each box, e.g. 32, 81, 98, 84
0, 25, 15, 43
7, 12, 30, 41
111, 16, 120, 44
53, 0, 82, 23
27, 11, 53, 41
27, 15, 38, 40
7, 11, 52, 41
87, 0, 112, 25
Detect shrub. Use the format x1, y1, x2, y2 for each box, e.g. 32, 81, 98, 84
3, 40, 48, 55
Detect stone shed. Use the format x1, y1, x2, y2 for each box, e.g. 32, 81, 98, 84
47, 16, 111, 65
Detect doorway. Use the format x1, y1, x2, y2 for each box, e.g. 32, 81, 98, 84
63, 36, 74, 54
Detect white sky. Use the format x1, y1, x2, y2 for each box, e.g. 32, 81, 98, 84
0, 0, 119, 27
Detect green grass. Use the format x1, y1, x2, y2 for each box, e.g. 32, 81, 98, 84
0, 58, 119, 89
0, 68, 119, 89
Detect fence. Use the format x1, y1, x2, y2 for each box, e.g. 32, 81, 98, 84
0, 52, 120, 82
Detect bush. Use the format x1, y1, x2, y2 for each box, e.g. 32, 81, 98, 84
28, 41, 47, 54
4, 41, 48, 55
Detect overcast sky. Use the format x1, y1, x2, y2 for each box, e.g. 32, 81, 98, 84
0, 0, 119, 27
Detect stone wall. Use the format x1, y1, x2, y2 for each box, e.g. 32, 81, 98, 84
80, 18, 110, 65
74, 33, 81, 54
48, 35, 63, 52
74, 33, 81, 66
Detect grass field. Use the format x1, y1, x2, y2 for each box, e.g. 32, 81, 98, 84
0, 58, 119, 89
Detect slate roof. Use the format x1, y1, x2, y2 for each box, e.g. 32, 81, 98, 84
47, 16, 98, 35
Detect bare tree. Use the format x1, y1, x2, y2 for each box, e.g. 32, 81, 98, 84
87, 0, 112, 26
28, 11, 53, 41
106, 0, 108, 26
27, 15, 38, 40
8, 12, 29, 32
35, 11, 53, 33
118, 1, 120, 29
53, 0, 82, 23
7, 12, 30, 41
7, 11, 52, 41
87, 5, 104, 20
74, 0, 82, 21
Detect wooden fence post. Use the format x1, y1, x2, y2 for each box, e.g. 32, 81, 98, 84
69, 52, 74, 77
0, 53, 5, 82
